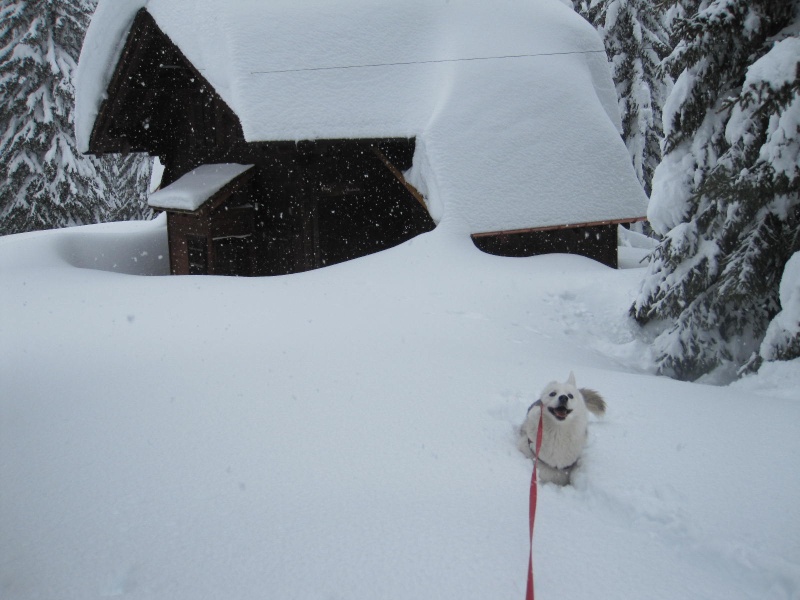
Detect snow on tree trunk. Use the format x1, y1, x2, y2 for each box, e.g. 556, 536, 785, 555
631, 0, 800, 382
759, 251, 800, 364
0, 0, 149, 236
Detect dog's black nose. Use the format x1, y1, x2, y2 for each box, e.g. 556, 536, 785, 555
558, 394, 569, 404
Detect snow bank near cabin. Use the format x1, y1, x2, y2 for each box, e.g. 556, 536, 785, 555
1, 220, 799, 600
76, 0, 647, 235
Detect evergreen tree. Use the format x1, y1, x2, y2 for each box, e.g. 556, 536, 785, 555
106, 154, 153, 222
0, 0, 100, 233
631, 0, 800, 381
575, 0, 671, 195
0, 0, 150, 236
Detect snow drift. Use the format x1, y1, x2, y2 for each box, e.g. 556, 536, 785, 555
1, 220, 798, 599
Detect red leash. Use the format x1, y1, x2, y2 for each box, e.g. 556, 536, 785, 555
526, 407, 544, 600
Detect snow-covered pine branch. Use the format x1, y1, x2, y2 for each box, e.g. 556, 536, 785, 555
573, 0, 671, 195
0, 0, 150, 236
632, 0, 800, 382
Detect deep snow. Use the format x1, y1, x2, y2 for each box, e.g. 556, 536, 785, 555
1, 218, 798, 599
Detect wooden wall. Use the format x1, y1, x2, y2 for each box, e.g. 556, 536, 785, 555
472, 223, 619, 268
165, 140, 434, 276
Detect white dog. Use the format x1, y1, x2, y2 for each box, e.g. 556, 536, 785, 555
517, 372, 606, 485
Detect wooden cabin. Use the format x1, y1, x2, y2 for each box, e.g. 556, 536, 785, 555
85, 10, 433, 276
77, 1, 648, 275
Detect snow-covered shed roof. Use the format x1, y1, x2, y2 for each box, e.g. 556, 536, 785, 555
76, 0, 648, 235
148, 164, 254, 212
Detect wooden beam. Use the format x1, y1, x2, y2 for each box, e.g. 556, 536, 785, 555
471, 216, 647, 238
370, 145, 428, 211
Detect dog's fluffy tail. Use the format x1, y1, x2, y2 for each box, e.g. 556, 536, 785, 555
580, 388, 606, 417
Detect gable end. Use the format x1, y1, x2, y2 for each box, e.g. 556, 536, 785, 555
88, 9, 243, 157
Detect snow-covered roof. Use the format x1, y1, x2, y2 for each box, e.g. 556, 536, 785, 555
76, 0, 648, 234
148, 164, 254, 212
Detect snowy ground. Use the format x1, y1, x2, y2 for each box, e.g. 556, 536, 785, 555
1, 217, 799, 599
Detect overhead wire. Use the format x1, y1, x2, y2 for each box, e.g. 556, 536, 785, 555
248, 48, 646, 76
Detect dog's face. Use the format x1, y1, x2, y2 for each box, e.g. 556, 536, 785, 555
539, 376, 583, 423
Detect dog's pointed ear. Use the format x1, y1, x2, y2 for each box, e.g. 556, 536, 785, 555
567, 371, 576, 386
